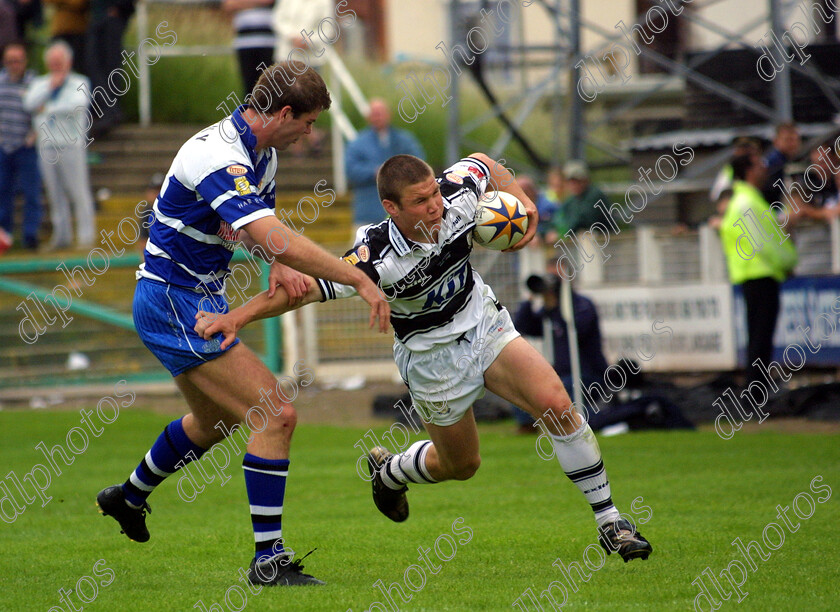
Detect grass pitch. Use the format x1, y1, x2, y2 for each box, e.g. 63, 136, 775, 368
1, 408, 838, 611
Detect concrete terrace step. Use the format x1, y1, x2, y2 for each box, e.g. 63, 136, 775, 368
89, 123, 337, 196
1, 156, 361, 387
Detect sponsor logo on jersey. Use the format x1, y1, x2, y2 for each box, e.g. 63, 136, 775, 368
234, 176, 254, 196
217, 221, 240, 251
342, 253, 360, 265
227, 165, 248, 176
445, 172, 464, 185
357, 245, 370, 262
466, 164, 486, 181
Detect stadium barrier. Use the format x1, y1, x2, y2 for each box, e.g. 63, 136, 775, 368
296, 218, 840, 381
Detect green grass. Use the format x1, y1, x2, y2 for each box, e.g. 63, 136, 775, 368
1, 409, 837, 611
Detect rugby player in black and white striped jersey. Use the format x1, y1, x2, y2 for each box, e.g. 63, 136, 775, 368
195, 153, 653, 562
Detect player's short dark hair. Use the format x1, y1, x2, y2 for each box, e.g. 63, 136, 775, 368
377, 155, 434, 207
731, 153, 755, 181
249, 61, 331, 117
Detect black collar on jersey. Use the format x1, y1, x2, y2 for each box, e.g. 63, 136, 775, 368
387, 218, 416, 256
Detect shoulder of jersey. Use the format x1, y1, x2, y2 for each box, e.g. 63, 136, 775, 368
177, 123, 251, 171
361, 222, 391, 259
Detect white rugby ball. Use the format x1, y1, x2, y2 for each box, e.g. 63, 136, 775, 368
473, 191, 529, 250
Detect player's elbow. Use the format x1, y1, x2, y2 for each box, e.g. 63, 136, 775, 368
468, 152, 493, 167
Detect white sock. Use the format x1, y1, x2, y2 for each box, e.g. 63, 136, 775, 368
550, 424, 620, 527
380, 440, 437, 490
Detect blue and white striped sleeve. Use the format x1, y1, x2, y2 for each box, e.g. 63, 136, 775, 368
195, 163, 275, 230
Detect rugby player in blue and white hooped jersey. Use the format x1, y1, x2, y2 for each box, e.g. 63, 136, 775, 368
96, 62, 389, 587
195, 153, 653, 563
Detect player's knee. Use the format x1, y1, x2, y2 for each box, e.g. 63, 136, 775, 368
538, 386, 573, 415
248, 403, 296, 439
451, 455, 481, 480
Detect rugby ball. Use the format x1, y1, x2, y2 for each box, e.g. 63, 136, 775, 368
473, 191, 529, 250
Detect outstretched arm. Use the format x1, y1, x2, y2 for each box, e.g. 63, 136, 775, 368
195, 276, 323, 349
243, 215, 389, 332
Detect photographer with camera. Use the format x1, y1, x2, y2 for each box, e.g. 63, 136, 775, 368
512, 273, 609, 433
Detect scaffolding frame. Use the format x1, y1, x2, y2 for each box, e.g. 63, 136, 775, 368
445, 0, 840, 173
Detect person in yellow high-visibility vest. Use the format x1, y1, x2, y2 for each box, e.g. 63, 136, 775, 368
719, 151, 798, 387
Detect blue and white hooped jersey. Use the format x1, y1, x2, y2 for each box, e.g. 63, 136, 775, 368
137, 106, 278, 295
317, 156, 500, 351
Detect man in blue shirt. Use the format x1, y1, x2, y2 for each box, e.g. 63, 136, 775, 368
761, 122, 800, 205
96, 62, 389, 588
345, 98, 424, 229
0, 42, 41, 249
513, 274, 610, 430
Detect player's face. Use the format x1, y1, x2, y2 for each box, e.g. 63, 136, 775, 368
268, 107, 320, 150
390, 175, 443, 243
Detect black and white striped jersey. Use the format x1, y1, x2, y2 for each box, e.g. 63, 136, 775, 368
316, 156, 501, 351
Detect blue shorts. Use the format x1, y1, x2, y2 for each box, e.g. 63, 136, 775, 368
133, 278, 239, 376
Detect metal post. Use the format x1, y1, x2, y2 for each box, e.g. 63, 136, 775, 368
446, 0, 461, 163
137, 0, 151, 126
329, 66, 347, 195
560, 279, 582, 409
551, 0, 564, 165
769, 0, 793, 121
638, 226, 662, 284
568, 0, 584, 160
260, 260, 282, 373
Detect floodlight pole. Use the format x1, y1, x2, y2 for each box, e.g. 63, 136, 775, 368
568, 0, 584, 161
446, 0, 462, 163
769, 0, 793, 122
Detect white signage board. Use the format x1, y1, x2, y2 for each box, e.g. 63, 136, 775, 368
583, 283, 737, 371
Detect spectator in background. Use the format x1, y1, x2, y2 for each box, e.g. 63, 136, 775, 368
709, 136, 762, 204
536, 166, 564, 228
512, 273, 610, 433
516, 174, 548, 275
0, 42, 42, 249
272, 0, 331, 67
345, 98, 424, 230
223, 0, 276, 97
271, 0, 333, 157
546, 160, 607, 243
24, 40, 95, 249
719, 152, 797, 388
86, 0, 134, 135
44, 0, 90, 75
762, 122, 801, 205
708, 137, 763, 231
794, 141, 840, 220
786, 141, 840, 275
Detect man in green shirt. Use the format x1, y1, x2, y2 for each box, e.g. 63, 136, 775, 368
719, 152, 797, 386
547, 160, 607, 239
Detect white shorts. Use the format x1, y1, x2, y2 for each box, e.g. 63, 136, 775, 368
394, 297, 520, 426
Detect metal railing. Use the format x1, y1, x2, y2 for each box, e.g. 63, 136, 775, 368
0, 252, 282, 387
134, 0, 369, 195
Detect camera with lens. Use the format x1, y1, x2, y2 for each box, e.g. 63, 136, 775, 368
525, 274, 560, 297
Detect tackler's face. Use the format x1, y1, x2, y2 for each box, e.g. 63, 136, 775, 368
385, 175, 443, 244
